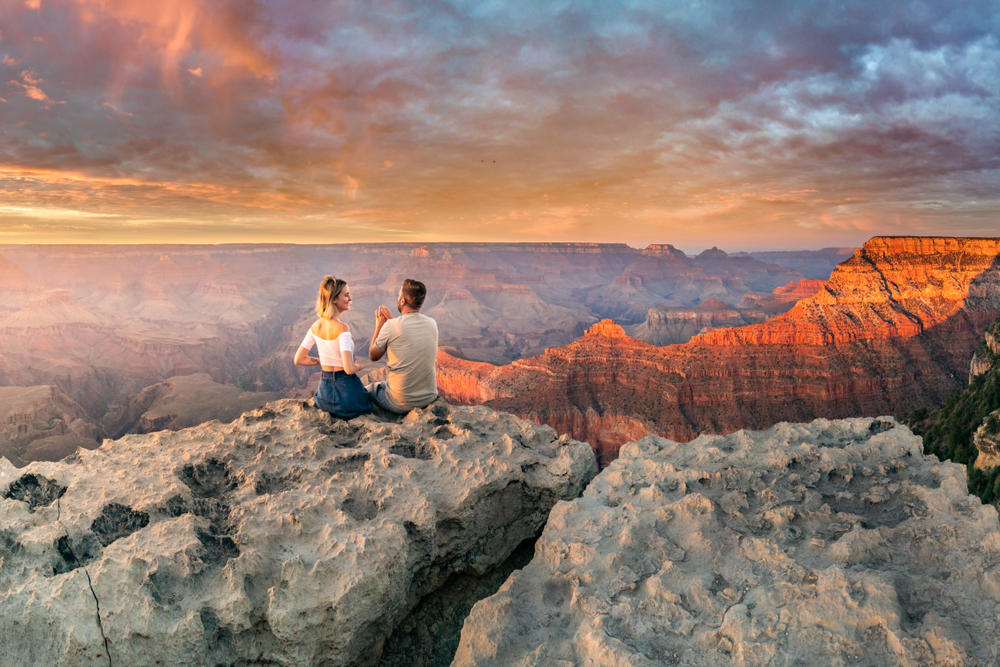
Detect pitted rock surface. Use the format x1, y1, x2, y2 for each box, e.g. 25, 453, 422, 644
0, 398, 596, 667
453, 417, 1000, 667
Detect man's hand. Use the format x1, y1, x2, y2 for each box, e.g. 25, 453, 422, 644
370, 305, 392, 362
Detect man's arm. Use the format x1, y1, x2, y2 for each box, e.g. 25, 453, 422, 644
369, 305, 391, 362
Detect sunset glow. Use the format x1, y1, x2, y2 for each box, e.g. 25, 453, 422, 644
2, 0, 999, 249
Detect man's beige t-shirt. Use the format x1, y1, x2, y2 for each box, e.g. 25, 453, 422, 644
374, 312, 438, 410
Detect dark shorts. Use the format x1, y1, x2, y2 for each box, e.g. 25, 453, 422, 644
315, 370, 373, 419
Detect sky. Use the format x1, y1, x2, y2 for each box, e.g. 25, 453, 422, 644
1, 0, 999, 251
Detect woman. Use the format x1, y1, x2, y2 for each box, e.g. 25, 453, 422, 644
294, 275, 373, 419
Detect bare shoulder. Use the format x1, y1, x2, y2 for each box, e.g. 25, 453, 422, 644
313, 318, 349, 340
328, 319, 350, 336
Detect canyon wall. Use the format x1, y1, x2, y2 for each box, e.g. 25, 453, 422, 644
438, 237, 1000, 464
0, 385, 101, 466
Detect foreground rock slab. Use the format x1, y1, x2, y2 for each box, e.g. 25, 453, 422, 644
0, 399, 596, 667
454, 418, 1000, 667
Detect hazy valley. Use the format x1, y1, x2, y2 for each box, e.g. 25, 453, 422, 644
0, 241, 838, 465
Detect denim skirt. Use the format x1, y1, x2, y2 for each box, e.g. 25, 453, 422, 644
315, 370, 373, 419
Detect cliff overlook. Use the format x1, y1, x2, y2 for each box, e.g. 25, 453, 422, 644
0, 399, 597, 667
437, 236, 1000, 464
454, 417, 1000, 666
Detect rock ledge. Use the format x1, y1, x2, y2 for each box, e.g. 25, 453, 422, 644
0, 398, 596, 667
454, 417, 1000, 667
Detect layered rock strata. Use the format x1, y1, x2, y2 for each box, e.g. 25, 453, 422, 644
0, 385, 102, 466
454, 417, 1000, 667
101, 372, 284, 439
0, 399, 597, 667
438, 237, 1000, 464
626, 298, 767, 346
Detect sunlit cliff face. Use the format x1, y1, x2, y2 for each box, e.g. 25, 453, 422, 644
2, 0, 1000, 247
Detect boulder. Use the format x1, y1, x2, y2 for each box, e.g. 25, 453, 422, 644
0, 399, 597, 667
454, 417, 1000, 667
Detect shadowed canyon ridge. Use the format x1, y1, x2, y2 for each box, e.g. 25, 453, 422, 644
0, 242, 835, 465
436, 237, 1000, 465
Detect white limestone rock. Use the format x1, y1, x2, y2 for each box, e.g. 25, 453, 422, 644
453, 417, 1000, 667
0, 398, 597, 667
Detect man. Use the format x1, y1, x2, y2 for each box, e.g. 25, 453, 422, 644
367, 278, 438, 413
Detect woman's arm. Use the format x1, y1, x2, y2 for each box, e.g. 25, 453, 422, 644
341, 350, 365, 375
293, 345, 321, 367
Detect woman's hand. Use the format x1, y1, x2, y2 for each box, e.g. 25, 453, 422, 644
376, 305, 391, 327
343, 351, 364, 375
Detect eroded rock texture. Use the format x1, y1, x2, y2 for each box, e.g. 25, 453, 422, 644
454, 418, 1000, 667
0, 399, 596, 667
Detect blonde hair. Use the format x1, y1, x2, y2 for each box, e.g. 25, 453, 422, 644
316, 275, 347, 319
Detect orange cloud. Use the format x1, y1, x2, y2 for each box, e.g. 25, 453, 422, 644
10, 69, 53, 102
71, 0, 273, 101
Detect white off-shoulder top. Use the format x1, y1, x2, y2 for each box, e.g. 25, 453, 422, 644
300, 329, 355, 368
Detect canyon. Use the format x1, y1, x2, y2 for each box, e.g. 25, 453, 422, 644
0, 242, 827, 464
436, 237, 1000, 465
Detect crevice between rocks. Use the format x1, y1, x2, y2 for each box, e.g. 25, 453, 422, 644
375, 537, 539, 667
57, 501, 113, 667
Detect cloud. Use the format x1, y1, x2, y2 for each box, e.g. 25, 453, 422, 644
9, 68, 53, 102
0, 0, 999, 245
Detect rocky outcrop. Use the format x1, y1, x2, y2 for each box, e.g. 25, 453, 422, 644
0, 385, 102, 467
454, 417, 1000, 667
738, 278, 827, 315
437, 237, 1000, 464
627, 281, 827, 346
626, 298, 767, 346
101, 373, 284, 438
0, 289, 104, 329
0, 399, 596, 667
970, 320, 1000, 381
738, 247, 858, 279
0, 253, 44, 309
974, 410, 1000, 469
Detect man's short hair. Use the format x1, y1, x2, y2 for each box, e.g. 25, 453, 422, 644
401, 278, 427, 309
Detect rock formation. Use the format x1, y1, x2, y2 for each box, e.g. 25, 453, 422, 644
101, 373, 284, 439
974, 410, 1000, 469
626, 298, 767, 346
0, 399, 596, 667
437, 237, 1000, 465
738, 278, 827, 315
453, 417, 1000, 667
0, 385, 102, 466
0, 252, 44, 310
970, 318, 1000, 381
625, 280, 827, 346
737, 247, 858, 279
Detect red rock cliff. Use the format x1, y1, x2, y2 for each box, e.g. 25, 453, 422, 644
437, 237, 1000, 465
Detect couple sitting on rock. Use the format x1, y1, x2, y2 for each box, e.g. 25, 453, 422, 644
293, 276, 438, 419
